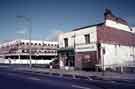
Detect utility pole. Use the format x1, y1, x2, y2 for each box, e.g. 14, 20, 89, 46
72, 32, 76, 69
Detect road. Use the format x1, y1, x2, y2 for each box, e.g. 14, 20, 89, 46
0, 68, 135, 89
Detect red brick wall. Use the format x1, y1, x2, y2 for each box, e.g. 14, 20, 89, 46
75, 51, 98, 69
97, 26, 135, 46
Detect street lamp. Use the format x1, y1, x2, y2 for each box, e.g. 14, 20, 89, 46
71, 32, 76, 69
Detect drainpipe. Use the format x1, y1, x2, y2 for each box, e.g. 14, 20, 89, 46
101, 47, 105, 76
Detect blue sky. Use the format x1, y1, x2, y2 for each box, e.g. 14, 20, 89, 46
0, 0, 135, 42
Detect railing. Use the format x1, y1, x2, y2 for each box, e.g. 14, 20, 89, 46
4, 52, 57, 56
0, 58, 54, 64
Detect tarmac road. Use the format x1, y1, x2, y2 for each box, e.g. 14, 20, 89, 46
0, 68, 135, 89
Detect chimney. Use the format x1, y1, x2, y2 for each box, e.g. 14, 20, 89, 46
104, 8, 113, 20
104, 8, 128, 25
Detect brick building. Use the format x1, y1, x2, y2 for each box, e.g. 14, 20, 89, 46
58, 9, 135, 71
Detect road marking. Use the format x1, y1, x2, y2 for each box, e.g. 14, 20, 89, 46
28, 77, 41, 81
72, 85, 91, 89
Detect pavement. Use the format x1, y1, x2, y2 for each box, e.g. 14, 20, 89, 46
10, 66, 135, 80
0, 66, 135, 89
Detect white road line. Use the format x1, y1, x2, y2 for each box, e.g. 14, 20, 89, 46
72, 85, 91, 89
28, 77, 41, 81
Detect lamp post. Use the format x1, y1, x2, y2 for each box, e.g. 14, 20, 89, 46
71, 32, 76, 69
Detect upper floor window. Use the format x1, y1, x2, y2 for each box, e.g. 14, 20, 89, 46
39, 43, 41, 46
64, 38, 68, 48
84, 34, 90, 44
22, 50, 25, 53
26, 43, 29, 45
23, 42, 25, 45
43, 43, 46, 46
35, 43, 37, 45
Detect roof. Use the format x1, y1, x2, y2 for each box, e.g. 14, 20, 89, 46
72, 22, 104, 31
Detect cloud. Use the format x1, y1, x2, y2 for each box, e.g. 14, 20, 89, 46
45, 29, 64, 41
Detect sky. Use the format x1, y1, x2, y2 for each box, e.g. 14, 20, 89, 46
0, 0, 135, 42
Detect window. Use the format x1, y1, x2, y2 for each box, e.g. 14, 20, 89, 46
43, 43, 46, 46
27, 49, 29, 53
64, 38, 68, 48
22, 50, 25, 53
84, 34, 90, 44
26, 43, 29, 45
35, 43, 37, 45
39, 50, 41, 53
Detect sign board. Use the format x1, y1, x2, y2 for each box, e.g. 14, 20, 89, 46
75, 43, 97, 52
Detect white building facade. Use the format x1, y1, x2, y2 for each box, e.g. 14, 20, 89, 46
58, 9, 135, 72
0, 39, 58, 66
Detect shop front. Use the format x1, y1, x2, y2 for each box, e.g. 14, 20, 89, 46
58, 48, 75, 70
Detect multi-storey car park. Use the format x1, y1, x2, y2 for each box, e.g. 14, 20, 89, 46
58, 9, 135, 72
0, 39, 58, 67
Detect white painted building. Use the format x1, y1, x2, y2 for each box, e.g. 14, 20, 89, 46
58, 9, 135, 72
0, 39, 58, 66
131, 27, 135, 33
